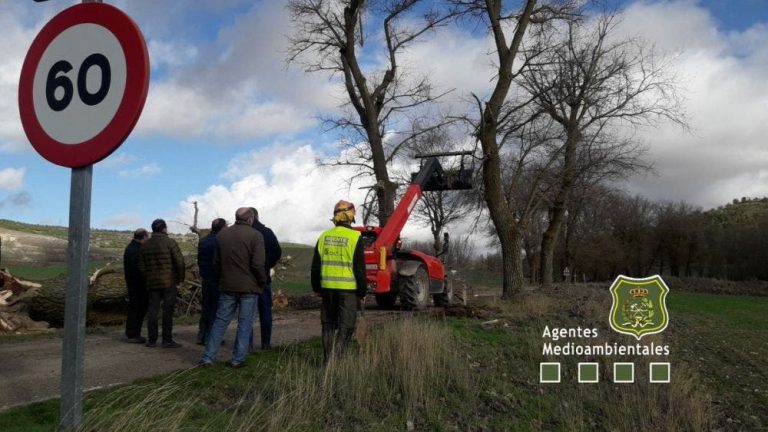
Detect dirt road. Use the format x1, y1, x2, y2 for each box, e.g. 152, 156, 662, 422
0, 309, 396, 412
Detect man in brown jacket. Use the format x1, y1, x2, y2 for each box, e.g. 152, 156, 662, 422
139, 219, 185, 348
199, 207, 266, 368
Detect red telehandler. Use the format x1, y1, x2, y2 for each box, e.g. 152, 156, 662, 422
354, 151, 473, 310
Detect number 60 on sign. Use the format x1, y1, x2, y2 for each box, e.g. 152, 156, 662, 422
19, 3, 149, 168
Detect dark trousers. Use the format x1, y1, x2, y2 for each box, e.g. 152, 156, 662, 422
320, 290, 357, 361
125, 282, 148, 338
249, 284, 272, 349
197, 278, 220, 344
258, 285, 273, 347
147, 287, 177, 343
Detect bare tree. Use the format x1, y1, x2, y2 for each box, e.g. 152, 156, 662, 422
452, 0, 577, 298
287, 0, 455, 225
518, 14, 686, 287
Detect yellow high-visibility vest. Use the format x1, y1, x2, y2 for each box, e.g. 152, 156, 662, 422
317, 226, 361, 290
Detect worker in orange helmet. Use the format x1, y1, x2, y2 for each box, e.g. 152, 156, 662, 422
310, 200, 366, 362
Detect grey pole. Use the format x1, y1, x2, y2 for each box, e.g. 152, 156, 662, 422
58, 165, 93, 431
57, 2, 101, 429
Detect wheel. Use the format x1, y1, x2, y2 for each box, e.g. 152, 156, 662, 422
399, 266, 429, 310
375, 292, 397, 309
433, 277, 453, 307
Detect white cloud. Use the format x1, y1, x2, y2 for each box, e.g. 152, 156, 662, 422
0, 167, 25, 191
0, 9, 41, 154
98, 152, 138, 169
119, 163, 162, 178
615, 2, 768, 208
173, 144, 372, 244
147, 39, 199, 71
133, 1, 338, 141
173, 142, 489, 250
223, 140, 316, 180
136, 81, 210, 137
401, 25, 494, 101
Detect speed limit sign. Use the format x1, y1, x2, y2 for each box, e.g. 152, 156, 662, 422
19, 3, 149, 168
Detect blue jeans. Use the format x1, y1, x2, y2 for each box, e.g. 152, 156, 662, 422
201, 292, 257, 365
249, 284, 272, 349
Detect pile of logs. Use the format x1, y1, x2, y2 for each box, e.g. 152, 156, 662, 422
0, 269, 49, 334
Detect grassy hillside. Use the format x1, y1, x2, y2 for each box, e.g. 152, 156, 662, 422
0, 219, 70, 240
706, 197, 768, 225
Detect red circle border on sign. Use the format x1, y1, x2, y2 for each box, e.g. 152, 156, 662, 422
18, 3, 149, 168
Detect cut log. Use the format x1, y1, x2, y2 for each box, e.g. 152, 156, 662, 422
273, 289, 288, 308
27, 269, 129, 327
0, 311, 50, 334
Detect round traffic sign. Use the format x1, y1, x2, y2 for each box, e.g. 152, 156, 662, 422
19, 3, 149, 168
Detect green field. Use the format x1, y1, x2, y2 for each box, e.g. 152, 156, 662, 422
1, 287, 765, 431
6, 260, 111, 281
667, 291, 766, 328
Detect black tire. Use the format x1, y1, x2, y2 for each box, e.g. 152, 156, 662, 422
399, 265, 429, 311
433, 277, 453, 307
375, 292, 397, 309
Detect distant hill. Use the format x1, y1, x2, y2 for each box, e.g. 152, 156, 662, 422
706, 197, 768, 225
0, 219, 183, 264
0, 219, 312, 268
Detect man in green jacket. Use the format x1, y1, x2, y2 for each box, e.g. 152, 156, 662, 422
139, 219, 185, 348
311, 200, 366, 362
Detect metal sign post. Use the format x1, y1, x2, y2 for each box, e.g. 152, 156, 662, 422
60, 1, 99, 429
18, 0, 148, 429
59, 165, 92, 430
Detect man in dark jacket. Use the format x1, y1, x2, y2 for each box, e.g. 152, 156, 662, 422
199, 207, 266, 368
139, 219, 185, 348
124, 228, 149, 343
250, 207, 281, 351
196, 218, 227, 345
311, 200, 366, 361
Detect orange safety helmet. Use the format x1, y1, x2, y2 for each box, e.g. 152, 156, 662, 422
332, 200, 356, 224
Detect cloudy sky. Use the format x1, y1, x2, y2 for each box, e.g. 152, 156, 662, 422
0, 0, 767, 246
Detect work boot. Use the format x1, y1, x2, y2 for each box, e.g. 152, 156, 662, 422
335, 328, 354, 358
125, 336, 146, 344
162, 341, 182, 349
322, 329, 335, 363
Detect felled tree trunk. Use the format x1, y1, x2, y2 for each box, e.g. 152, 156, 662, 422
27, 264, 128, 327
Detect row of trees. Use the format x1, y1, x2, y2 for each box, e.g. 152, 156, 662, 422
286, 0, 685, 297
531, 190, 768, 282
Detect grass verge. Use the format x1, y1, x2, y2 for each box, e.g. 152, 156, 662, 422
1, 286, 765, 431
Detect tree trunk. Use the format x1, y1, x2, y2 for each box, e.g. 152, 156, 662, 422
432, 229, 443, 256
539, 129, 579, 287
480, 126, 526, 297
500, 227, 524, 299
475, 0, 538, 299
24, 266, 126, 327
27, 278, 128, 326
539, 207, 566, 287
367, 126, 396, 226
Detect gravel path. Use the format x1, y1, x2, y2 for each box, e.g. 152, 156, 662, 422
0, 309, 396, 412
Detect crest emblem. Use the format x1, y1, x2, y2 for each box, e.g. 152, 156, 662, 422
608, 275, 669, 340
